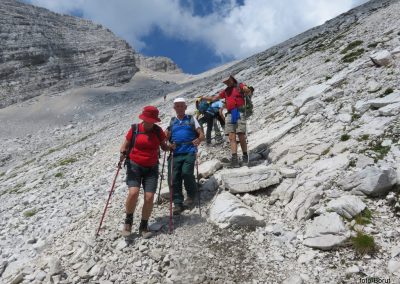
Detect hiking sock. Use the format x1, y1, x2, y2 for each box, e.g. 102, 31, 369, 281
139, 219, 148, 231
125, 213, 133, 225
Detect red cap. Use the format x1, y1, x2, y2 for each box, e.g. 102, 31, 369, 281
139, 106, 161, 123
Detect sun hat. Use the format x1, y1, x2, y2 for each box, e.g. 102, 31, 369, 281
138, 106, 161, 123
173, 97, 186, 103
223, 75, 237, 85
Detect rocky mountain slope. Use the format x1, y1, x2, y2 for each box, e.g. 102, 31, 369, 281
0, 0, 138, 108
1, 0, 400, 283
134, 54, 182, 73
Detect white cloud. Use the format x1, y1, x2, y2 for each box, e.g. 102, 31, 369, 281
26, 0, 369, 58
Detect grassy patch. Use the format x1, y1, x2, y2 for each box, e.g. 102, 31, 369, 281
348, 160, 357, 168
0, 172, 4, 178
355, 208, 372, 225
325, 75, 332, 81
340, 40, 363, 54
23, 209, 38, 217
370, 142, 391, 162
58, 157, 78, 166
342, 49, 365, 63
55, 172, 63, 178
351, 113, 361, 122
351, 232, 376, 255
340, 134, 351, 141
358, 134, 369, 141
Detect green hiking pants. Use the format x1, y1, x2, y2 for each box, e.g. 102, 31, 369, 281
168, 153, 197, 206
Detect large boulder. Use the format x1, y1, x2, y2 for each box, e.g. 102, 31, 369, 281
370, 50, 393, 66
303, 213, 349, 250
379, 102, 400, 116
368, 92, 400, 108
220, 165, 281, 194
198, 159, 222, 178
209, 192, 265, 228
340, 166, 397, 196
325, 195, 366, 219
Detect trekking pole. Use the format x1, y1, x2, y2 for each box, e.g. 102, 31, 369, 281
169, 152, 174, 234
157, 151, 167, 205
244, 95, 249, 164
96, 159, 124, 237
195, 152, 201, 217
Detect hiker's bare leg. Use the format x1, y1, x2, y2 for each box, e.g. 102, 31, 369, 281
229, 132, 237, 154
238, 133, 247, 153
142, 192, 155, 220
126, 187, 140, 214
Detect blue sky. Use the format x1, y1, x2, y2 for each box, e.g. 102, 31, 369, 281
24, 0, 368, 74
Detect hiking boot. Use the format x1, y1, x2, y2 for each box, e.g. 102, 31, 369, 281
229, 155, 240, 168
121, 224, 132, 237
242, 154, 249, 165
183, 197, 194, 209
139, 227, 154, 239
173, 204, 184, 215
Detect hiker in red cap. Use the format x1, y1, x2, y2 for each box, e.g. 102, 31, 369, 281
203, 75, 254, 168
119, 106, 172, 238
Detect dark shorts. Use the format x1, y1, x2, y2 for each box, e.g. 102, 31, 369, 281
126, 161, 158, 193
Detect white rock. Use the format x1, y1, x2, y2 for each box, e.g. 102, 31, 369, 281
388, 259, 400, 275
325, 195, 366, 219
367, 80, 381, 93
282, 274, 303, 284
391, 245, 400, 258
340, 166, 397, 196
392, 46, 400, 56
198, 159, 222, 178
379, 102, 400, 116
303, 213, 349, 250
293, 84, 329, 108
345, 265, 360, 275
338, 113, 352, 123
370, 50, 393, 66
368, 92, 400, 108
48, 257, 62, 276
279, 167, 297, 178
297, 251, 316, 264
221, 165, 281, 194
209, 192, 265, 228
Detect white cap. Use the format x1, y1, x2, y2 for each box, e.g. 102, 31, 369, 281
173, 97, 186, 103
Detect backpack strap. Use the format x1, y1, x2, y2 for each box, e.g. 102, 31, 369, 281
128, 124, 162, 156
168, 115, 197, 143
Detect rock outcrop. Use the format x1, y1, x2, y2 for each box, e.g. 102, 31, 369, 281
0, 0, 138, 108
134, 54, 182, 73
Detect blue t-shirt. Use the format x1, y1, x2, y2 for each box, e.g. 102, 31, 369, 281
170, 115, 198, 154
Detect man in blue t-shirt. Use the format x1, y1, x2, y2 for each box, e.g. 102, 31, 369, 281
166, 97, 204, 215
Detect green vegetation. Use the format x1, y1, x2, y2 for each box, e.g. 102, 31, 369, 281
340, 40, 363, 54
351, 232, 376, 255
358, 134, 369, 141
325, 75, 332, 81
367, 42, 379, 49
23, 208, 38, 217
356, 208, 372, 224
340, 134, 351, 141
0, 172, 5, 178
370, 142, 391, 162
348, 160, 357, 168
55, 172, 63, 178
58, 157, 78, 166
342, 49, 365, 63
351, 113, 361, 122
